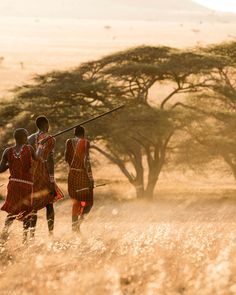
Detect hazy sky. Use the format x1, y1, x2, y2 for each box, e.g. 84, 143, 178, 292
193, 0, 236, 13
0, 0, 202, 19
0, 0, 235, 19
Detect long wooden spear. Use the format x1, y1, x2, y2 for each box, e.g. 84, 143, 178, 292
52, 105, 124, 138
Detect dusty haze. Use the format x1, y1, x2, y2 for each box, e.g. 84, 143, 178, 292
1, 1, 236, 295
0, 0, 236, 94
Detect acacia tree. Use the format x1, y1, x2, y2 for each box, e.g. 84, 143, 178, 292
0, 68, 122, 152
94, 47, 220, 197
175, 42, 236, 178
0, 45, 219, 198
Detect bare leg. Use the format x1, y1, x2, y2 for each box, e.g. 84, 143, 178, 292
72, 201, 92, 233
72, 200, 80, 232
77, 214, 85, 231
46, 204, 54, 235
23, 217, 31, 244
1, 214, 15, 241
30, 210, 37, 239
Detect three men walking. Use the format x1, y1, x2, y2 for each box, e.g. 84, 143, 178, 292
0, 116, 93, 243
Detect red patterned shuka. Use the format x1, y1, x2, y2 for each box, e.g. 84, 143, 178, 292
65, 138, 93, 207
31, 132, 64, 211
1, 145, 33, 217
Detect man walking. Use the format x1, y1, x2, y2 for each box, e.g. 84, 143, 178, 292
28, 116, 63, 237
65, 126, 94, 233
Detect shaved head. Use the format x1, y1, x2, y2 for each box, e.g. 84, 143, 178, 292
74, 125, 85, 137
36, 116, 49, 132
14, 128, 28, 144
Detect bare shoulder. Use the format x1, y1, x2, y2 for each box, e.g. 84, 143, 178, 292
28, 132, 37, 145
28, 132, 37, 140
2, 147, 11, 158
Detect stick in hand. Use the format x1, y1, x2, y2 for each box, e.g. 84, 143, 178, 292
76, 183, 106, 193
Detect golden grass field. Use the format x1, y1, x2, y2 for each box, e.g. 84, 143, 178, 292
1, 12, 236, 295
1, 178, 236, 295
1, 163, 236, 294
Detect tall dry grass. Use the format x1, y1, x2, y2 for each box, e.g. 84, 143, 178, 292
1, 186, 236, 295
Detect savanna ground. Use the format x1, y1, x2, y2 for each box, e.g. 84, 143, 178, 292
1, 16, 236, 295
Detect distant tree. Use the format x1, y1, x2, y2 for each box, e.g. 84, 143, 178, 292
175, 42, 236, 178
0, 45, 219, 198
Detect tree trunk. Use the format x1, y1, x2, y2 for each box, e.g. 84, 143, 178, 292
135, 183, 145, 199
231, 166, 236, 181
144, 168, 160, 199
222, 154, 236, 181
144, 179, 157, 199
132, 170, 145, 198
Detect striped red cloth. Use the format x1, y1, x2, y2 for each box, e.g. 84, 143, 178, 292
65, 138, 93, 206
31, 132, 64, 211
1, 145, 33, 217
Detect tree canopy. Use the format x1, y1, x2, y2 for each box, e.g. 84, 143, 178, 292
0, 42, 235, 198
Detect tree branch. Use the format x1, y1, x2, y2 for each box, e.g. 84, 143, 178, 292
91, 145, 134, 183
160, 87, 180, 109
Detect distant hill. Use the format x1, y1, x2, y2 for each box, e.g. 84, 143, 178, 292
0, 0, 235, 22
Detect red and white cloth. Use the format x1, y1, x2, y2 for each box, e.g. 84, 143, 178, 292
31, 132, 64, 211
1, 145, 33, 218
65, 138, 93, 207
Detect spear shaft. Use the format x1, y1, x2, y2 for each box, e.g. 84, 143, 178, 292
52, 105, 124, 138
76, 183, 106, 193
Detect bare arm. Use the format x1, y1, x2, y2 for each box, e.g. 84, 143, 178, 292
44, 137, 56, 192
0, 149, 9, 173
65, 139, 71, 164
47, 152, 55, 176
46, 152, 55, 194
46, 136, 56, 184
28, 134, 37, 150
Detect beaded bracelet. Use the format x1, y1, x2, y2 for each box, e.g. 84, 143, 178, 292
49, 175, 55, 183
